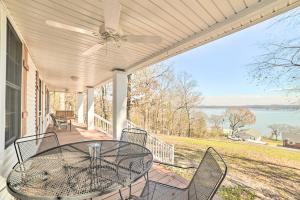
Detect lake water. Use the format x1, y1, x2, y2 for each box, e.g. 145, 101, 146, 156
199, 108, 300, 137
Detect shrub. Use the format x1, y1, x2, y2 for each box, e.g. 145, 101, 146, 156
219, 185, 255, 200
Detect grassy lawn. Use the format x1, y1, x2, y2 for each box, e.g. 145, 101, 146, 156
261, 137, 283, 147
157, 134, 300, 200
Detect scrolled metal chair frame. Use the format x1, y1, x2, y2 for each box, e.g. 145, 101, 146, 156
14, 132, 60, 164
119, 128, 148, 199
135, 147, 227, 200
120, 128, 148, 147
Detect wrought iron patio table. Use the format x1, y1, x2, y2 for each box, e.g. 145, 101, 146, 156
7, 140, 153, 200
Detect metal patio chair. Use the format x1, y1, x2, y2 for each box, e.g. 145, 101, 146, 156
118, 128, 148, 199
120, 128, 148, 147
50, 113, 68, 130
14, 132, 60, 163
135, 147, 227, 200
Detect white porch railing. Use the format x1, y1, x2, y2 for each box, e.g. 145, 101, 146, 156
127, 120, 137, 129
146, 133, 175, 164
93, 115, 175, 164
94, 114, 112, 136
126, 120, 175, 164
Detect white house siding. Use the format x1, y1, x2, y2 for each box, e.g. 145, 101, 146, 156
0, 2, 49, 198
42, 82, 50, 132
27, 55, 37, 137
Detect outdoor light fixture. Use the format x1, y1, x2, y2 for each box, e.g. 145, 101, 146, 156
70, 76, 79, 81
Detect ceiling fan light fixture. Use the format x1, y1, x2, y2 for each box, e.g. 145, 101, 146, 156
46, 0, 162, 57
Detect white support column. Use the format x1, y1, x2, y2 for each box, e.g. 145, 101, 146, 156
86, 87, 94, 130
59, 92, 65, 110
112, 70, 128, 139
76, 92, 84, 124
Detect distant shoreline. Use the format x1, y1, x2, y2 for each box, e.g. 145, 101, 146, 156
198, 105, 300, 110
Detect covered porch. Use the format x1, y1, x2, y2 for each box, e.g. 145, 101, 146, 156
2, 0, 300, 144
1, 0, 300, 199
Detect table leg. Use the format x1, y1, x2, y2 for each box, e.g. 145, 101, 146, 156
70, 119, 72, 131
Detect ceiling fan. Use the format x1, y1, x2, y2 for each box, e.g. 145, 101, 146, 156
45, 0, 162, 56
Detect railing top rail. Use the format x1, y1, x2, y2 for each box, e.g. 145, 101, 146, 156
126, 120, 173, 147
94, 114, 112, 125
147, 132, 170, 145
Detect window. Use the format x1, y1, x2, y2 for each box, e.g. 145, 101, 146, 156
5, 19, 22, 148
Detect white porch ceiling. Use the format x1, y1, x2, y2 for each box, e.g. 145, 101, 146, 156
3, 0, 300, 91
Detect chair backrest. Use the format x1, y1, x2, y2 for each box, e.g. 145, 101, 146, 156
187, 147, 227, 200
50, 113, 59, 127
120, 128, 148, 147
14, 132, 60, 163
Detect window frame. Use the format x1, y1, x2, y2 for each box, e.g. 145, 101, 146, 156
5, 19, 22, 148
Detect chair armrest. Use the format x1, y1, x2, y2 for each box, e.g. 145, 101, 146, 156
154, 160, 197, 169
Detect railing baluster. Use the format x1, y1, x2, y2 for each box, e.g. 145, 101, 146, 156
94, 114, 112, 137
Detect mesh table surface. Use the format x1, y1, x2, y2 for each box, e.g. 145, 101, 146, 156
7, 140, 153, 200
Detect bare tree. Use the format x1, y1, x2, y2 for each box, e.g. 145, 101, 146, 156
176, 72, 202, 137
130, 63, 173, 130
268, 124, 284, 140
209, 114, 224, 130
101, 85, 108, 119
93, 62, 207, 138
193, 112, 208, 137
94, 83, 112, 120
225, 107, 256, 135
250, 42, 300, 89
250, 9, 300, 93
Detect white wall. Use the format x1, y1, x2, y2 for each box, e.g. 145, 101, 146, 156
0, 2, 49, 198
27, 55, 37, 137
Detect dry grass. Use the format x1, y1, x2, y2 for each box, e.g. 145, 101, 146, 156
157, 134, 300, 200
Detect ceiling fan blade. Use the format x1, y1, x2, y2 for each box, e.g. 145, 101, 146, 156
103, 0, 121, 32
46, 20, 97, 37
82, 43, 104, 56
122, 35, 162, 44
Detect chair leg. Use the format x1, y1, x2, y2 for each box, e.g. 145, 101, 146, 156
144, 172, 149, 181
119, 189, 125, 200
119, 173, 148, 200
129, 184, 132, 198
119, 184, 133, 200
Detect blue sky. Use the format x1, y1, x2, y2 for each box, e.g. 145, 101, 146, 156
164, 7, 299, 105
